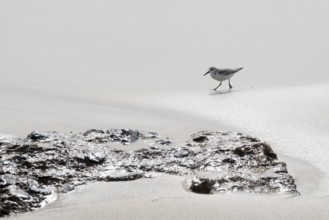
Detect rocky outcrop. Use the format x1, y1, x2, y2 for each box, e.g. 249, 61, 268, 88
0, 129, 298, 217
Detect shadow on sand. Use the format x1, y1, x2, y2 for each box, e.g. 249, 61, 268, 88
209, 89, 239, 96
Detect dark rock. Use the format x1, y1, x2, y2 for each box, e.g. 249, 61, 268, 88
239, 135, 260, 142
192, 136, 208, 143
0, 129, 298, 217
83, 129, 108, 143
273, 162, 288, 173
74, 152, 106, 166
2, 144, 20, 150
0, 208, 10, 217
139, 131, 158, 139
7, 144, 42, 153
83, 129, 105, 136
27, 131, 50, 142
233, 143, 277, 160
108, 129, 139, 144
38, 175, 63, 185
189, 174, 298, 194
82, 129, 141, 144
233, 146, 252, 157
258, 143, 278, 160
222, 158, 236, 164
102, 172, 143, 181
190, 178, 216, 194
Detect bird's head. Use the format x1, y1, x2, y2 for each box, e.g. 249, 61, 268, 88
203, 67, 216, 76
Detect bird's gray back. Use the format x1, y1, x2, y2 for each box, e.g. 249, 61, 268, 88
216, 68, 242, 75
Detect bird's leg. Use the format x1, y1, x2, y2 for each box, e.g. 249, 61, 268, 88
229, 79, 233, 89
213, 82, 222, 91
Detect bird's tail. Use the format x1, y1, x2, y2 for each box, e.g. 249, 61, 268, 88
237, 67, 243, 72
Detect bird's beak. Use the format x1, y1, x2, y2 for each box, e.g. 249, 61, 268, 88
203, 71, 210, 76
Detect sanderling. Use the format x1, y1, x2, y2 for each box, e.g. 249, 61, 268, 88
203, 67, 243, 90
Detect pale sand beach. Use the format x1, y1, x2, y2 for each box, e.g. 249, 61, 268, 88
1, 0, 329, 219
4, 83, 328, 220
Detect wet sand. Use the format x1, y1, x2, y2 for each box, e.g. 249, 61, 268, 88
2, 0, 329, 219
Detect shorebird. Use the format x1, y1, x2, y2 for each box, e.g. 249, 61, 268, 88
203, 67, 243, 90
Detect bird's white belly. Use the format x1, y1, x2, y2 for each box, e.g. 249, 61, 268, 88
210, 73, 234, 81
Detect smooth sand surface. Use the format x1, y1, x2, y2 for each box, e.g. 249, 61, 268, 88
1, 0, 329, 219
9, 175, 329, 220
0, 84, 222, 139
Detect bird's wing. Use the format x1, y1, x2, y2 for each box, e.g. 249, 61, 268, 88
218, 68, 237, 75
